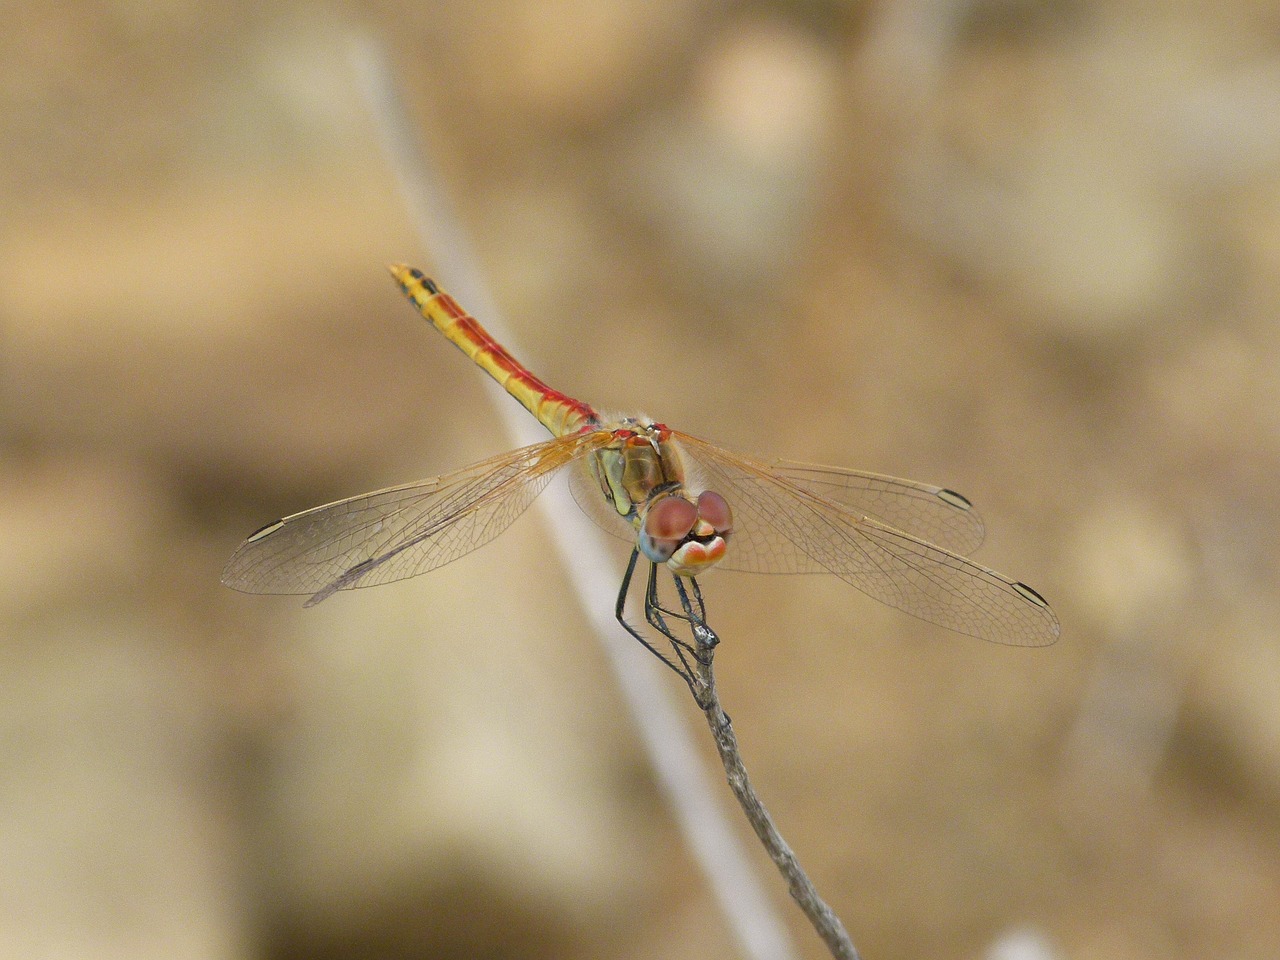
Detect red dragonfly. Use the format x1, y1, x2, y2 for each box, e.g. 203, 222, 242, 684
223, 266, 1059, 685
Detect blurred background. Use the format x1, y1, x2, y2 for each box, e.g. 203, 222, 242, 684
2, 1, 1279, 958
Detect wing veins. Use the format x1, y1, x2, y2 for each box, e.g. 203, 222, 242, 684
673, 431, 1058, 645
223, 431, 611, 599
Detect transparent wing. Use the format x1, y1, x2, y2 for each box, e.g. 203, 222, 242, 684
565, 451, 983, 556
764, 462, 984, 555
223, 430, 613, 605
672, 431, 1059, 646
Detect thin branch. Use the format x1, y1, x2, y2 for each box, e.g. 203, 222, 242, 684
684, 602, 862, 960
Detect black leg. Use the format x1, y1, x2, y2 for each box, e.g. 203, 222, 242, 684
615, 547, 696, 684
646, 566, 714, 654
672, 574, 717, 658
643, 560, 704, 678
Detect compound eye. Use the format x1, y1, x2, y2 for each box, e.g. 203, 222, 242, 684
639, 496, 697, 563
696, 490, 733, 536
645, 496, 697, 540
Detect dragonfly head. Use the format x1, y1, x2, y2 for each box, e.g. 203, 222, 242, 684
638, 490, 734, 576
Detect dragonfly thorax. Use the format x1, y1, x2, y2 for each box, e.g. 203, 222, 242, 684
589, 421, 681, 518
586, 421, 734, 577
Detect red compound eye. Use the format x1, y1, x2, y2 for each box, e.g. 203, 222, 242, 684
644, 496, 697, 540
696, 490, 733, 536
639, 496, 697, 563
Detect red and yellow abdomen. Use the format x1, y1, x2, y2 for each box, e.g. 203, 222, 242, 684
391, 265, 599, 437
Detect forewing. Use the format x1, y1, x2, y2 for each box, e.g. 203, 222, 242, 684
673, 432, 1059, 646
222, 431, 612, 604
768, 462, 985, 555
562, 437, 982, 557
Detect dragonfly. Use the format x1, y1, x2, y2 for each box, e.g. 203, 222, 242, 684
223, 266, 1059, 690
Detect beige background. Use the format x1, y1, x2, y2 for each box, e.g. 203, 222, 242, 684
2, 1, 1278, 958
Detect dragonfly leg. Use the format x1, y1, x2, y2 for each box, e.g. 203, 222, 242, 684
642, 561, 703, 680
645, 566, 723, 713
615, 547, 699, 688
654, 571, 720, 710
672, 574, 718, 661
646, 568, 715, 667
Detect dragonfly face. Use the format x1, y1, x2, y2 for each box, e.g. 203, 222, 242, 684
589, 420, 734, 576
640, 489, 734, 576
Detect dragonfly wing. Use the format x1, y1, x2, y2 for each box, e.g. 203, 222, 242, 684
223, 431, 613, 604
673, 432, 1059, 646
767, 462, 985, 556
563, 440, 983, 556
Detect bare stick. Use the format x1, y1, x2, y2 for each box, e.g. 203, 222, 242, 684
682, 602, 862, 960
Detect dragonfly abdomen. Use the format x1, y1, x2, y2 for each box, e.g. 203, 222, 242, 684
391, 264, 599, 437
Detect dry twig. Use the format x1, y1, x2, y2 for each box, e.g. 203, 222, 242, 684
678, 583, 862, 960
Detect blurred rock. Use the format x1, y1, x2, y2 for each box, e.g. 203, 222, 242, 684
250, 561, 651, 930
1066, 499, 1194, 637
452, 0, 704, 129
0, 612, 249, 960
613, 15, 839, 286
987, 926, 1061, 960
0, 456, 161, 620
